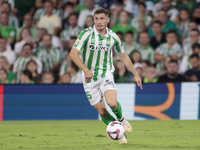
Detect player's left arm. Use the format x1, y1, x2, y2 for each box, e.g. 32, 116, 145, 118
118, 52, 143, 90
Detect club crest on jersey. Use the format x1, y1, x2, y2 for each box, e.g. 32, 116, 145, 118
89, 45, 109, 51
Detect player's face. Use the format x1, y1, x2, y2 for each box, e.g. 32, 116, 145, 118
167, 63, 178, 76
94, 13, 110, 32
166, 33, 177, 45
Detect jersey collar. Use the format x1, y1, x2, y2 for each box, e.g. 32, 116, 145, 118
94, 25, 109, 38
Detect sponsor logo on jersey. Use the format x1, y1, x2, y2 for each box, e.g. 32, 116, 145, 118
89, 45, 109, 51
104, 80, 114, 86
75, 39, 80, 44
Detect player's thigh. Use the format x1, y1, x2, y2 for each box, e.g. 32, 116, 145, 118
100, 75, 117, 109
93, 97, 108, 118
83, 82, 102, 106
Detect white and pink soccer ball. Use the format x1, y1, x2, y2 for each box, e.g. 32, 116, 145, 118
106, 121, 126, 140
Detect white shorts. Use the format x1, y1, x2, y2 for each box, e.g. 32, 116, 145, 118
83, 74, 117, 106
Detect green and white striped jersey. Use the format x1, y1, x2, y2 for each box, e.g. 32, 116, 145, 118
123, 41, 138, 56
59, 61, 69, 75
73, 25, 125, 82
183, 38, 200, 55
37, 46, 61, 72
136, 44, 155, 63
34, 8, 63, 21
61, 26, 82, 41
177, 20, 189, 39
155, 42, 182, 71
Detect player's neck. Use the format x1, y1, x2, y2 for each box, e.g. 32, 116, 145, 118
96, 28, 107, 37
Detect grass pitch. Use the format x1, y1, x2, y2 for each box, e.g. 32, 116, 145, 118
0, 120, 200, 150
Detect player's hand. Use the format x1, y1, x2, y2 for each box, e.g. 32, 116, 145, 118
134, 75, 143, 90
84, 69, 93, 83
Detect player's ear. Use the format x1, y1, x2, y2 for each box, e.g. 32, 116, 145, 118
107, 17, 110, 23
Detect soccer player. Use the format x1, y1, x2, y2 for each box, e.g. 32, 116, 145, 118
69, 7, 142, 144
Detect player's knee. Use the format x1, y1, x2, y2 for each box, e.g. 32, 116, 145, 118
99, 108, 108, 118
107, 101, 117, 109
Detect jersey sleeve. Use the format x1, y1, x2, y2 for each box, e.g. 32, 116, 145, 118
112, 34, 125, 54
73, 30, 88, 51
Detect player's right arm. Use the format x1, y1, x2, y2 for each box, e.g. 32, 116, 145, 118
69, 48, 93, 82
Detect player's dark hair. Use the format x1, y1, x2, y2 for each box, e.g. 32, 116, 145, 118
192, 43, 200, 51
138, 2, 146, 8
1, 2, 11, 11
70, 36, 77, 40
190, 29, 200, 34
68, 12, 79, 19
169, 59, 178, 65
152, 20, 163, 26
190, 53, 199, 60
23, 43, 33, 50
71, 61, 79, 72
125, 30, 134, 36
22, 69, 33, 80
94, 7, 109, 16
166, 29, 177, 36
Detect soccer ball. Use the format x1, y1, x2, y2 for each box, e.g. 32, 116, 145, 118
106, 121, 125, 140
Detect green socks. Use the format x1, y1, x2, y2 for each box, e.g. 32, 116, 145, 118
101, 112, 115, 125
111, 101, 122, 120
100, 101, 123, 125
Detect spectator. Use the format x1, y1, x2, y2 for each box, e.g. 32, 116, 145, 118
158, 59, 188, 82
0, 37, 15, 67
67, 61, 82, 84
155, 29, 182, 72
37, 0, 61, 35
0, 1, 19, 29
62, 2, 75, 29
112, 10, 137, 39
36, 34, 61, 73
130, 50, 142, 64
59, 52, 71, 79
116, 31, 123, 42
58, 72, 71, 84
43, 72, 55, 84
62, 37, 76, 59
148, 9, 179, 38
150, 20, 166, 49
20, 69, 34, 84
109, 0, 123, 29
13, 43, 43, 82
34, 0, 63, 21
129, 62, 143, 83
0, 12, 16, 45
123, 31, 137, 56
78, 0, 97, 28
131, 2, 152, 32
16, 14, 38, 41
177, 9, 190, 41
14, 27, 34, 56
0, 68, 13, 84
176, 0, 197, 16
0, 56, 16, 83
143, 65, 158, 83
141, 60, 150, 77
61, 13, 82, 49
14, 0, 35, 19
84, 15, 94, 28
183, 29, 200, 55
25, 60, 42, 84
114, 60, 131, 83
37, 28, 63, 53
136, 32, 154, 64
76, 0, 98, 14
185, 54, 200, 81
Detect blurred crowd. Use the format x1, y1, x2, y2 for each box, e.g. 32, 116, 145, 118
0, 0, 200, 84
